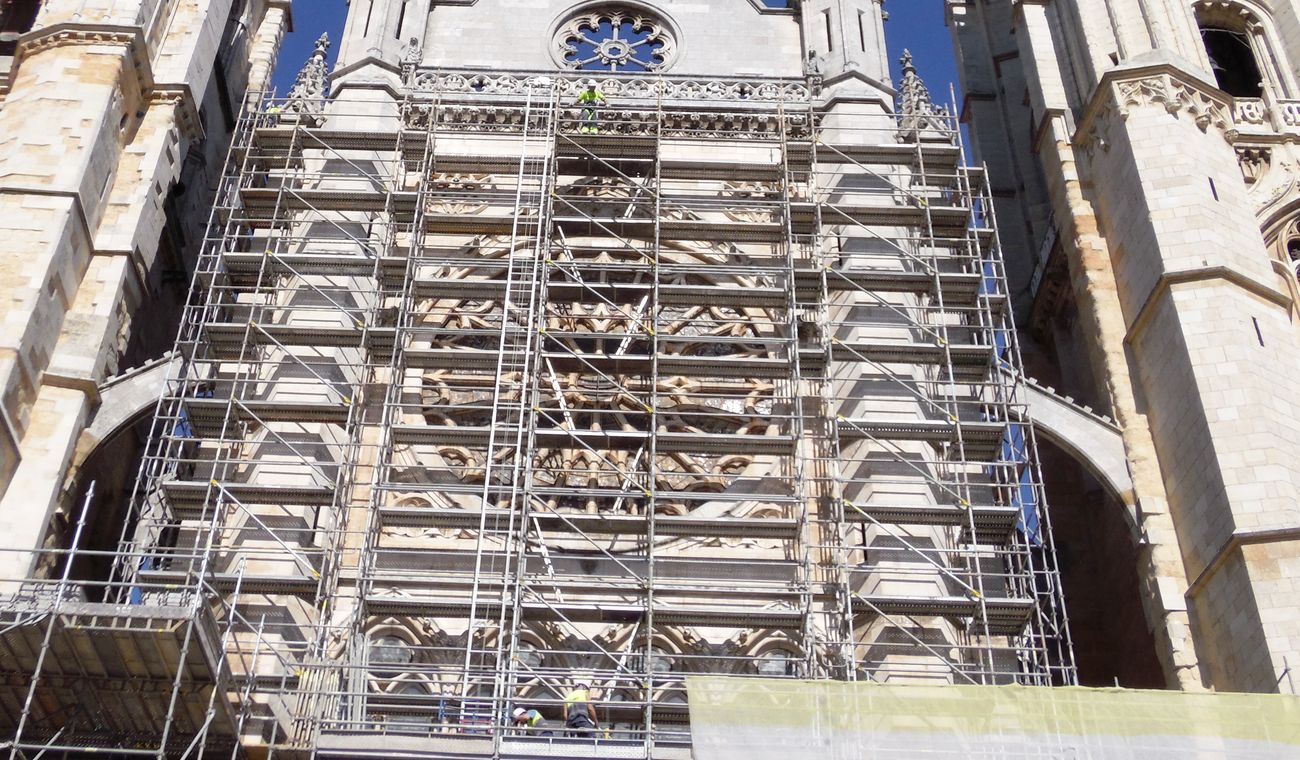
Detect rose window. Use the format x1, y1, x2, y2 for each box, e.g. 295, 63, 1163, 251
555, 7, 676, 72
401, 231, 787, 521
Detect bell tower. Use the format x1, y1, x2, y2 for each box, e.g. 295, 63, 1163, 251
951, 0, 1300, 692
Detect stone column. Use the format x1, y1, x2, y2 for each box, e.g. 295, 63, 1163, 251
246, 0, 291, 95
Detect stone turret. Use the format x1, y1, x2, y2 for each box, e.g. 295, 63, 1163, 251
334, 0, 430, 90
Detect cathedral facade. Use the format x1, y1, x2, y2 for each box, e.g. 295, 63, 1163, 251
0, 0, 1295, 757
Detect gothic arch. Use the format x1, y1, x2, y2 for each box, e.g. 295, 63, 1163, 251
731, 629, 805, 676
1259, 203, 1300, 309
1266, 209, 1300, 264
1194, 0, 1297, 98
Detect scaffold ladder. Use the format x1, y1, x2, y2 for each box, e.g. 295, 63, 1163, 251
460, 84, 559, 726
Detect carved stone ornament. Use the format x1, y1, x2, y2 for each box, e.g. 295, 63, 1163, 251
1237, 146, 1271, 186
722, 181, 779, 223
426, 173, 493, 215
1112, 73, 1234, 134
896, 49, 950, 139
1078, 71, 1237, 155
410, 70, 810, 104
286, 33, 330, 115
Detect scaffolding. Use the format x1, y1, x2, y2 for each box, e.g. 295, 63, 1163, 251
0, 68, 1074, 758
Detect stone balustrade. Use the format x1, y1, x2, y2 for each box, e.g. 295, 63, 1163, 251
1230, 96, 1300, 134
410, 67, 814, 104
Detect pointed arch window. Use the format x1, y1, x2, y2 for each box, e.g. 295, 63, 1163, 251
1202, 27, 1262, 97
755, 648, 799, 677
1194, 1, 1292, 99
370, 635, 415, 678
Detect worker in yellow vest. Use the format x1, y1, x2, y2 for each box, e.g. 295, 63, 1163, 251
563, 681, 600, 736
511, 706, 548, 735
577, 80, 606, 133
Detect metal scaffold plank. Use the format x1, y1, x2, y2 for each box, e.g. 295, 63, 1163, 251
390, 425, 794, 454
216, 251, 407, 287
402, 347, 793, 378
841, 501, 1020, 530
788, 141, 962, 172
377, 506, 800, 539
795, 201, 973, 235
160, 480, 334, 510
422, 212, 788, 243
194, 321, 395, 356
245, 126, 421, 153
374, 481, 798, 505
364, 596, 804, 630
793, 266, 989, 306
555, 133, 658, 158
799, 342, 996, 381
411, 279, 790, 308
837, 417, 1006, 459
238, 187, 419, 217
137, 569, 320, 597
182, 397, 352, 436
852, 594, 1036, 636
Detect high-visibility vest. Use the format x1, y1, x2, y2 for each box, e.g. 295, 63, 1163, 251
564, 689, 591, 717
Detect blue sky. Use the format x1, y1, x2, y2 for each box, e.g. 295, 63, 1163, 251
272, 1, 959, 104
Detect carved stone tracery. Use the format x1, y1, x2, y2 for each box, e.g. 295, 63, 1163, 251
553, 5, 677, 73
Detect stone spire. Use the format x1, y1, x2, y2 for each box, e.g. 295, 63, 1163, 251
285, 33, 331, 114
897, 49, 947, 139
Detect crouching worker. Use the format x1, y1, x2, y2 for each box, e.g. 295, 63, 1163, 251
511, 706, 550, 735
